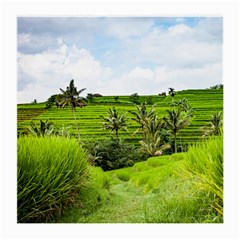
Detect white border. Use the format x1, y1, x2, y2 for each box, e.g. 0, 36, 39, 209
1, 1, 239, 239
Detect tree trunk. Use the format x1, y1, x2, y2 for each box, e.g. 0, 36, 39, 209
174, 133, 177, 153
73, 109, 80, 140
116, 129, 119, 142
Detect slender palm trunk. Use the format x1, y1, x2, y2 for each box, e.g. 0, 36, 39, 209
73, 109, 80, 140
116, 129, 119, 142
174, 133, 177, 153
142, 125, 145, 140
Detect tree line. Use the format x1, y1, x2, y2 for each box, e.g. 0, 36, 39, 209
25, 79, 223, 158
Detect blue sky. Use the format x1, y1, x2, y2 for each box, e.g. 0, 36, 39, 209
17, 17, 223, 103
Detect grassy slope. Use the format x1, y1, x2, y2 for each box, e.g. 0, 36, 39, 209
17, 88, 223, 146
53, 152, 222, 223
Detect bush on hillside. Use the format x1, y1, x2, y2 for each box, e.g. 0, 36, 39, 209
179, 134, 223, 217
85, 139, 149, 171
17, 136, 90, 223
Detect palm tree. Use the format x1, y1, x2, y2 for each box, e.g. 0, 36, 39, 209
200, 112, 223, 137
28, 120, 54, 137
163, 108, 191, 153
172, 98, 194, 117
139, 116, 171, 156
129, 102, 155, 139
168, 88, 176, 98
59, 79, 87, 140
101, 107, 127, 142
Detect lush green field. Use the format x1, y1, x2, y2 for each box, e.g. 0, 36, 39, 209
17, 88, 223, 147
53, 134, 223, 223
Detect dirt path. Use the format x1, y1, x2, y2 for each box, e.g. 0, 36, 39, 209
79, 182, 150, 223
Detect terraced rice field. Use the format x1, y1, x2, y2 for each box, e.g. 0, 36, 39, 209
17, 88, 223, 147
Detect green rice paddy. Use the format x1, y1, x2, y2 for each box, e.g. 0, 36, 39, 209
17, 88, 223, 147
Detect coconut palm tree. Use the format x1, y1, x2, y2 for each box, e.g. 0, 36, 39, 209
129, 102, 155, 140
101, 107, 127, 142
59, 79, 87, 140
28, 120, 54, 137
200, 112, 223, 137
168, 87, 176, 97
172, 98, 194, 117
139, 116, 171, 156
163, 108, 191, 153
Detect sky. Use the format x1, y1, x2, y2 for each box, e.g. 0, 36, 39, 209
17, 17, 223, 103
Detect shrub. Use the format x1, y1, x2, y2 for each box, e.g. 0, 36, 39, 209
85, 139, 148, 171
50, 166, 112, 223
129, 93, 140, 104
179, 134, 223, 216
17, 136, 89, 223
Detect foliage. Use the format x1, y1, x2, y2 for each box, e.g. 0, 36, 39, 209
28, 119, 54, 137
129, 93, 140, 104
55, 125, 72, 138
168, 87, 176, 97
209, 84, 223, 89
59, 79, 87, 140
114, 96, 119, 102
18, 88, 223, 147
17, 136, 89, 223
45, 94, 62, 109
179, 134, 223, 216
163, 107, 191, 153
139, 116, 171, 156
101, 107, 128, 141
200, 112, 223, 137
146, 96, 154, 105
52, 150, 223, 223
31, 99, 37, 104
172, 98, 194, 117
50, 166, 111, 223
129, 102, 155, 139
84, 139, 148, 171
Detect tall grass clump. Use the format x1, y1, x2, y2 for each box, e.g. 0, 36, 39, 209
17, 136, 89, 223
50, 167, 112, 223
179, 134, 223, 217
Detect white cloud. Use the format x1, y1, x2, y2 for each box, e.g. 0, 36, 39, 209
97, 63, 222, 96
17, 44, 112, 103
168, 23, 191, 36
121, 19, 222, 69
17, 17, 223, 102
104, 18, 154, 39
175, 17, 186, 23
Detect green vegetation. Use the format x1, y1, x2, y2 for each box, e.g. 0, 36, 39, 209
17, 137, 90, 222
180, 134, 223, 216
129, 101, 155, 139
17, 86, 223, 223
27, 119, 54, 137
17, 88, 223, 147
59, 79, 87, 140
101, 107, 128, 142
200, 111, 223, 137
53, 134, 223, 223
163, 107, 192, 153
139, 115, 171, 156
84, 139, 146, 171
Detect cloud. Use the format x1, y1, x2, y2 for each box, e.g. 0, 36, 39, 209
168, 23, 191, 35
103, 17, 154, 39
119, 18, 222, 69
97, 63, 222, 96
17, 44, 112, 103
175, 17, 186, 23
17, 17, 155, 54
17, 17, 223, 103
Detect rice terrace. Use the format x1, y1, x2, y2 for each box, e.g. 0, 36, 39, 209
17, 17, 223, 223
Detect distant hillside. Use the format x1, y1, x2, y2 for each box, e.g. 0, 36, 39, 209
17, 88, 223, 148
